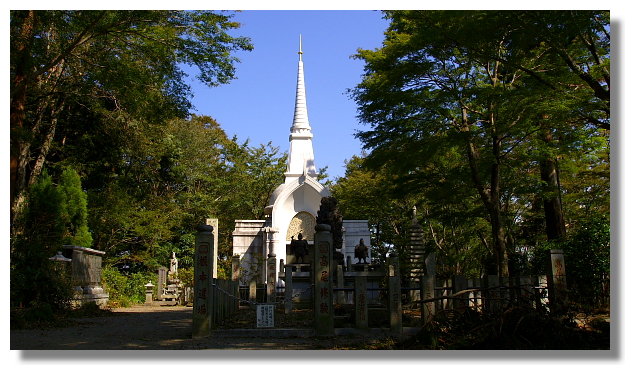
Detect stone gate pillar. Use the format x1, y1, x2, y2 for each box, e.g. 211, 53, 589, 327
388, 253, 402, 335
266, 254, 277, 303
193, 223, 214, 338
313, 223, 334, 336
548, 248, 568, 312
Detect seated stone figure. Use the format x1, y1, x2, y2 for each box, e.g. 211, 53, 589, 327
291, 233, 309, 263
354, 238, 369, 264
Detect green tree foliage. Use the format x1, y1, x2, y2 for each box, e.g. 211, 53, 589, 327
10, 10, 252, 227
332, 155, 489, 279
58, 168, 93, 247
11, 170, 87, 311
77, 115, 286, 275
561, 214, 610, 308
10, 10, 279, 309
350, 11, 609, 281
331, 155, 415, 261
101, 265, 155, 307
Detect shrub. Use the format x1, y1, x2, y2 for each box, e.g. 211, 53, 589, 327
561, 214, 610, 309
102, 265, 155, 307
10, 171, 73, 311
530, 213, 610, 310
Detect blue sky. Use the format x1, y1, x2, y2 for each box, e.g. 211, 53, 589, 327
185, 10, 390, 180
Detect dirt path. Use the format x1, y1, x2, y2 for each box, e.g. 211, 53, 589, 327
10, 305, 390, 350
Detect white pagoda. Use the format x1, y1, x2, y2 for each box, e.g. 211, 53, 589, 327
232, 37, 370, 284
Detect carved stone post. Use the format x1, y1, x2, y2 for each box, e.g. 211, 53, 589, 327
421, 274, 436, 325
284, 264, 294, 314
355, 275, 368, 330
249, 279, 257, 303
266, 254, 277, 303
388, 253, 402, 335
205, 218, 219, 278
548, 248, 568, 312
193, 223, 214, 338
314, 223, 334, 336
336, 264, 345, 304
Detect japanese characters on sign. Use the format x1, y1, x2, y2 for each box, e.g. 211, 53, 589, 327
195, 242, 211, 316
316, 241, 331, 315
359, 293, 367, 321
193, 225, 214, 338
256, 304, 274, 328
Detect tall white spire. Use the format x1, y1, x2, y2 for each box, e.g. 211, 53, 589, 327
291, 34, 310, 131
285, 35, 317, 181
298, 34, 303, 61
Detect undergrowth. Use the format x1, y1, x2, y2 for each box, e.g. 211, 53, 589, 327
391, 306, 610, 350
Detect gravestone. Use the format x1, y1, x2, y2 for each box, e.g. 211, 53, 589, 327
232, 220, 266, 284
157, 267, 168, 297
64, 245, 109, 307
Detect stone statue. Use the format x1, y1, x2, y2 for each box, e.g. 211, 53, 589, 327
354, 238, 369, 264
316, 196, 343, 249
169, 252, 179, 276
291, 233, 309, 263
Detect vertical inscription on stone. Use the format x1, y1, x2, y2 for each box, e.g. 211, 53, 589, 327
355, 275, 368, 329
388, 255, 402, 335
266, 255, 277, 302
549, 249, 568, 308
313, 225, 334, 336
193, 224, 214, 338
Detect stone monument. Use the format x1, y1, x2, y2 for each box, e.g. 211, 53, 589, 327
63, 245, 109, 307
231, 37, 372, 286
162, 252, 182, 303
169, 252, 178, 276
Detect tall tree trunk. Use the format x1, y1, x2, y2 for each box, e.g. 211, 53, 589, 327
540, 127, 566, 241
461, 108, 509, 277
10, 11, 36, 226
490, 134, 509, 277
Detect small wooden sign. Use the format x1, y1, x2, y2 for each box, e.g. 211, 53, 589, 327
256, 304, 274, 328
